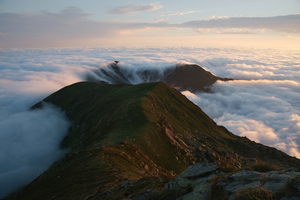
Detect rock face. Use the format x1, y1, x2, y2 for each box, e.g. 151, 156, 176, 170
165, 163, 219, 199
164, 162, 300, 200
4, 81, 300, 200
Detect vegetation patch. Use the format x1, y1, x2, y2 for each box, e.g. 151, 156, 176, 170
233, 186, 276, 200
277, 176, 300, 198
10, 81, 298, 200
243, 162, 281, 173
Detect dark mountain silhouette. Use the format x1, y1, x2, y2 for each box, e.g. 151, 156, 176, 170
4, 81, 299, 200
85, 62, 232, 92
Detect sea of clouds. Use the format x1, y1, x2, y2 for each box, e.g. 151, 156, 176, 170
0, 47, 299, 198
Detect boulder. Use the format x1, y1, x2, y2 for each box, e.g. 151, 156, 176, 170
229, 170, 264, 181
263, 180, 286, 193
179, 182, 210, 200
225, 180, 261, 193
163, 162, 300, 200
165, 162, 218, 190
178, 162, 218, 179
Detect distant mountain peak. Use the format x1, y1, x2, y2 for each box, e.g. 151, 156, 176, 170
85, 62, 233, 92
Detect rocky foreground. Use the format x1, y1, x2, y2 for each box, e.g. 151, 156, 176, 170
161, 162, 300, 200
4, 81, 300, 200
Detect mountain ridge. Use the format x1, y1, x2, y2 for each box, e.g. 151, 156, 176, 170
4, 81, 300, 200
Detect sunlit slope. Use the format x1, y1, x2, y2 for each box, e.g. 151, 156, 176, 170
6, 81, 299, 200
33, 81, 300, 171
34, 82, 157, 151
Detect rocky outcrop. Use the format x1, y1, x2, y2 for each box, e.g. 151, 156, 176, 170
165, 163, 218, 199
164, 162, 300, 200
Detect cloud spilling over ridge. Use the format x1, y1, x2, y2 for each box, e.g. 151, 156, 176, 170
0, 47, 300, 197
181, 48, 300, 157
85, 61, 176, 84
183, 79, 300, 158
0, 103, 70, 198
107, 3, 162, 15
0, 48, 92, 198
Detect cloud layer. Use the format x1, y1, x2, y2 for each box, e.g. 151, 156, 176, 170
0, 48, 92, 198
182, 48, 300, 158
0, 103, 70, 198
0, 47, 299, 197
182, 14, 300, 34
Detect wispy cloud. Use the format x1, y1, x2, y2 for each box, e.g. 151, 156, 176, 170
282, 34, 300, 39
207, 15, 229, 20
154, 18, 168, 22
182, 14, 300, 34
218, 29, 255, 35
107, 3, 162, 15
220, 31, 255, 34
0, 7, 299, 48
0, 7, 172, 48
162, 10, 201, 16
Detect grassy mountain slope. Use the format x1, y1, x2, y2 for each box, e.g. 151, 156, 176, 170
5, 81, 300, 200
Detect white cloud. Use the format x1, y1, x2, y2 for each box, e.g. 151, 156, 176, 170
274, 142, 287, 151
0, 47, 300, 197
218, 115, 280, 144
162, 10, 200, 16
107, 3, 162, 15
0, 103, 70, 198
181, 47, 300, 158
208, 15, 229, 20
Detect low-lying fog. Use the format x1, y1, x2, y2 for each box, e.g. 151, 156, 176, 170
0, 47, 299, 198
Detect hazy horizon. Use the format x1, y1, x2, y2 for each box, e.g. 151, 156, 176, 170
0, 0, 300, 49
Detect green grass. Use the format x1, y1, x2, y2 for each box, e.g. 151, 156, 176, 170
243, 162, 282, 172
36, 82, 157, 151
32, 81, 300, 172
11, 81, 298, 200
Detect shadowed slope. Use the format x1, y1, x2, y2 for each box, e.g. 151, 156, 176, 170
5, 81, 299, 200
164, 64, 226, 92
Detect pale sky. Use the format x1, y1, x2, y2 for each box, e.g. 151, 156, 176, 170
0, 0, 299, 49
